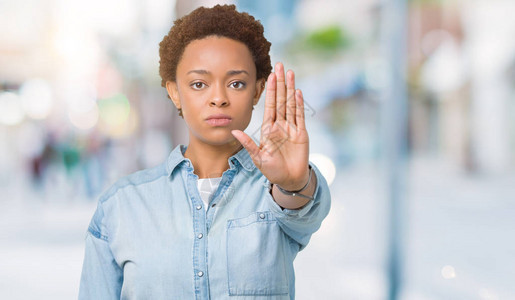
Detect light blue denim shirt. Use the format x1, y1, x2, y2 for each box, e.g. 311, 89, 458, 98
79, 144, 331, 299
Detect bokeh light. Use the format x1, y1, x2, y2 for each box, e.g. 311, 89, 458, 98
441, 265, 456, 279
19, 79, 54, 120
309, 153, 336, 186
68, 102, 99, 130
98, 93, 130, 127
0, 92, 25, 126
97, 93, 135, 138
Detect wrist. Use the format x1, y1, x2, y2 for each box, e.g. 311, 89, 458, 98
275, 165, 312, 193
269, 166, 317, 209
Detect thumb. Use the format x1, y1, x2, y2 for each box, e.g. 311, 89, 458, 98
231, 130, 261, 164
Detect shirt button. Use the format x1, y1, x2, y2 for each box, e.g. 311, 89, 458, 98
196, 205, 202, 210
197, 271, 204, 277
259, 213, 265, 219
197, 233, 203, 239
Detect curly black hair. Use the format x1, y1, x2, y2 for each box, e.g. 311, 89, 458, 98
158, 4, 272, 87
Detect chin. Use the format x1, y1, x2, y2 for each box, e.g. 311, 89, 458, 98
198, 132, 240, 147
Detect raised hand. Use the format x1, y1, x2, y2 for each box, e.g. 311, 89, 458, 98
232, 62, 310, 191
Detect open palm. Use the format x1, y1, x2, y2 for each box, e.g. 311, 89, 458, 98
232, 62, 310, 191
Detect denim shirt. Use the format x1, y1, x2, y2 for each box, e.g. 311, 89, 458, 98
79, 144, 331, 300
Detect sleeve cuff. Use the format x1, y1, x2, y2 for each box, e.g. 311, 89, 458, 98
264, 162, 321, 218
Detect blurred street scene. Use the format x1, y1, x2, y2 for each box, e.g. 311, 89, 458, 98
1, 0, 514, 299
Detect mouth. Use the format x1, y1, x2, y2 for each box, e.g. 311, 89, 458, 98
205, 114, 232, 127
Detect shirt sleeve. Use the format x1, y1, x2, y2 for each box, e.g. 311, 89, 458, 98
265, 162, 331, 251
79, 201, 123, 300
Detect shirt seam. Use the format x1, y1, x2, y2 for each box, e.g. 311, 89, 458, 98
92, 164, 168, 243
99, 165, 168, 204
87, 226, 109, 241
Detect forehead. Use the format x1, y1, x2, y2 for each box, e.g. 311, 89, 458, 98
177, 36, 256, 76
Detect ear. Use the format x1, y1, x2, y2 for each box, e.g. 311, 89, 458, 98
253, 79, 266, 106
165, 81, 181, 109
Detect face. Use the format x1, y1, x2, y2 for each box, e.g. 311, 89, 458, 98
166, 36, 265, 146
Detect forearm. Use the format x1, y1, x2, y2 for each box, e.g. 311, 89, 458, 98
271, 168, 317, 210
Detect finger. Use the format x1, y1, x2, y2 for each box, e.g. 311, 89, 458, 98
263, 73, 276, 124
286, 69, 296, 126
295, 89, 306, 131
262, 73, 276, 145
275, 62, 286, 121
231, 130, 262, 166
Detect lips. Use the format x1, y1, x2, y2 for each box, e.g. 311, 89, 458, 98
205, 114, 232, 126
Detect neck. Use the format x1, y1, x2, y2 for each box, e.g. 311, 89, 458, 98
184, 138, 243, 179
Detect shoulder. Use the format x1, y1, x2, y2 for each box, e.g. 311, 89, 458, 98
88, 163, 169, 240
99, 163, 168, 204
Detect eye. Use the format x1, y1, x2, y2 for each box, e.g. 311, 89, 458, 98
229, 81, 246, 89
191, 82, 206, 90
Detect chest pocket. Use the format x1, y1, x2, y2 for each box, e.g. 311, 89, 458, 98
226, 211, 289, 296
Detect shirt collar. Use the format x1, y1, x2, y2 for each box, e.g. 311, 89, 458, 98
230, 146, 255, 172
165, 144, 188, 174
166, 144, 256, 175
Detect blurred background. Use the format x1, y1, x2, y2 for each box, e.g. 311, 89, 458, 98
1, 0, 514, 299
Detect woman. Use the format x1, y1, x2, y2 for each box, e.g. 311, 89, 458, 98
79, 4, 331, 299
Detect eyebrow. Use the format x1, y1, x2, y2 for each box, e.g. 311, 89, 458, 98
186, 69, 249, 76
227, 70, 249, 76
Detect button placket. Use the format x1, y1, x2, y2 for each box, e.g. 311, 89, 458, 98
186, 167, 209, 297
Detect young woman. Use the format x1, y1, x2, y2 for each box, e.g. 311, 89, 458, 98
79, 5, 331, 299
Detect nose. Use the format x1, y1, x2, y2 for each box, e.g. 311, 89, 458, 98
209, 84, 229, 107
